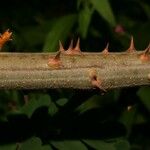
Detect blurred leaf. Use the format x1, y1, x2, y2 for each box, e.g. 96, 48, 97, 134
89, 0, 116, 26
56, 98, 68, 106
77, 0, 83, 10
19, 26, 47, 49
119, 105, 137, 136
76, 95, 101, 114
113, 89, 121, 102
78, 1, 94, 38
138, 1, 150, 19
20, 94, 51, 117
9, 90, 19, 102
83, 139, 115, 150
14, 20, 54, 51
43, 14, 77, 52
133, 22, 150, 49
84, 138, 130, 150
51, 140, 87, 150
90, 27, 102, 38
76, 91, 115, 114
0, 144, 16, 150
114, 139, 130, 150
134, 112, 146, 124
20, 137, 52, 150
137, 87, 150, 111
48, 101, 59, 116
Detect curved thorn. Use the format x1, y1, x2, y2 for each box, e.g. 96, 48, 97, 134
59, 40, 65, 52
47, 51, 61, 68
127, 36, 136, 52
54, 51, 61, 60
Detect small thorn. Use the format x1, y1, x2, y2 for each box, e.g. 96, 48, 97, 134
102, 43, 109, 54
59, 41, 65, 52
47, 51, 61, 68
67, 39, 73, 51
140, 43, 150, 62
65, 39, 74, 54
65, 38, 82, 55
127, 36, 136, 52
74, 38, 81, 52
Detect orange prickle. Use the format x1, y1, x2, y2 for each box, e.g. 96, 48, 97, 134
0, 29, 12, 49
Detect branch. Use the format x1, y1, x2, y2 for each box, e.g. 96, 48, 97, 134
0, 39, 150, 91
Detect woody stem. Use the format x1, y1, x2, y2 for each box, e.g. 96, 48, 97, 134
0, 52, 149, 90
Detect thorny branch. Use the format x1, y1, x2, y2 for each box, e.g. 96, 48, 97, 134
0, 30, 150, 91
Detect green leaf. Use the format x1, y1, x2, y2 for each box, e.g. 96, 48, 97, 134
20, 26, 48, 48
56, 98, 68, 106
20, 94, 51, 117
78, 2, 94, 38
84, 139, 130, 150
76, 95, 101, 114
119, 105, 137, 136
114, 139, 130, 150
51, 140, 87, 150
20, 137, 52, 150
83, 140, 115, 150
77, 0, 83, 10
89, 0, 116, 26
139, 1, 150, 19
137, 87, 150, 111
43, 14, 77, 52
20, 137, 41, 150
134, 112, 146, 124
48, 101, 59, 116
76, 91, 116, 114
14, 20, 54, 51
0, 144, 16, 150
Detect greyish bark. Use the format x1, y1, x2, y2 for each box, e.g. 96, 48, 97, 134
0, 50, 149, 91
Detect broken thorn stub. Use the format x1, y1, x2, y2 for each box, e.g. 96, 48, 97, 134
89, 69, 106, 93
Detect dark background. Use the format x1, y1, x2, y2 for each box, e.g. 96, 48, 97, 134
0, 0, 150, 149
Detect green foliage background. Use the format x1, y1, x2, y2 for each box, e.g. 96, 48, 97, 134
0, 0, 150, 149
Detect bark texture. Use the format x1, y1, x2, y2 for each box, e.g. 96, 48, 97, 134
0, 49, 149, 91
